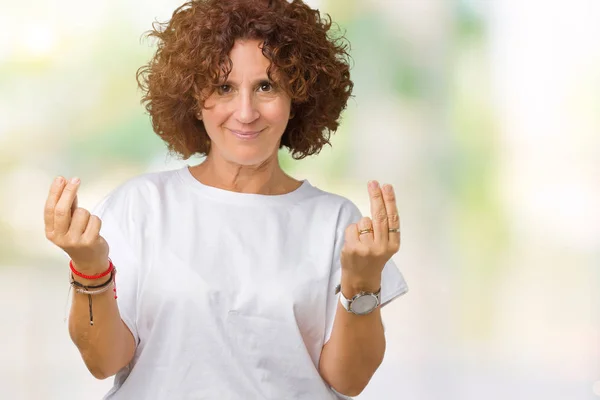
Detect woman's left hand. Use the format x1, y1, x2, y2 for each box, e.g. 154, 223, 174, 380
340, 181, 401, 291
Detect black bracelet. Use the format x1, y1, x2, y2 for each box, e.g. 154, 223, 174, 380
70, 269, 115, 289
69, 269, 117, 326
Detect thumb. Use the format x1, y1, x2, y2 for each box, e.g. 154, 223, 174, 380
344, 223, 359, 244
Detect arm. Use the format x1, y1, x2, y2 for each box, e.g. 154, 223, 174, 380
44, 176, 136, 380
319, 181, 401, 396
68, 265, 136, 380
318, 274, 385, 396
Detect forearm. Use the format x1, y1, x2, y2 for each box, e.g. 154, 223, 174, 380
68, 276, 135, 379
319, 275, 385, 396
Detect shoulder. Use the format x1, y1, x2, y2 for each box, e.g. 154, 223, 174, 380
303, 182, 363, 224
91, 167, 183, 218
115, 167, 182, 196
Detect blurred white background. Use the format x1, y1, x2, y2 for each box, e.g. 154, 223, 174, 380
0, 0, 598, 399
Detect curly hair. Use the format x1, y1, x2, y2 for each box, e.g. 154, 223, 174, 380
136, 0, 353, 160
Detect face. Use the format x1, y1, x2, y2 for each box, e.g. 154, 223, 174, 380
200, 39, 292, 166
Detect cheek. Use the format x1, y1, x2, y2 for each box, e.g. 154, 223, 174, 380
202, 107, 228, 128
263, 100, 291, 125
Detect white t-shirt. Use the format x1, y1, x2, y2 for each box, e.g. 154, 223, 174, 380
85, 165, 408, 400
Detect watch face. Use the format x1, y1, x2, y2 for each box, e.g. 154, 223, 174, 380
350, 294, 378, 315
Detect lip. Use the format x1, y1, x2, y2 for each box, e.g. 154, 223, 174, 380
228, 128, 263, 140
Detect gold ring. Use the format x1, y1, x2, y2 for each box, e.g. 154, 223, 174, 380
358, 228, 373, 235
388, 228, 400, 233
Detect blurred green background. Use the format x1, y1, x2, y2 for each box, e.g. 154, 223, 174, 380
1, 0, 599, 399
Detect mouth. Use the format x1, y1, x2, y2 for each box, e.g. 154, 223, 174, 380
228, 128, 264, 140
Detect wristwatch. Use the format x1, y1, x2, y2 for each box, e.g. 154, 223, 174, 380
335, 284, 381, 315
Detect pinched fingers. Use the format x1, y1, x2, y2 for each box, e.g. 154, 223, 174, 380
382, 184, 401, 252
44, 176, 66, 236
344, 222, 360, 245
69, 207, 91, 237
72, 194, 78, 217
357, 217, 374, 244
368, 180, 389, 244
53, 177, 80, 235
81, 214, 102, 246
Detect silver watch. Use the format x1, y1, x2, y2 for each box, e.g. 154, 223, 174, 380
335, 284, 381, 315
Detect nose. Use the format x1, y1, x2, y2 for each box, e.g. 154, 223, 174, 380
234, 91, 260, 125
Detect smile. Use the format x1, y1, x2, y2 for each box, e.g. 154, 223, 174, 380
228, 128, 263, 140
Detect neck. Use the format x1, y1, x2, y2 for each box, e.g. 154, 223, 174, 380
191, 151, 296, 195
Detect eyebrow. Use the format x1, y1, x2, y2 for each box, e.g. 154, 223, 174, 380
221, 77, 272, 85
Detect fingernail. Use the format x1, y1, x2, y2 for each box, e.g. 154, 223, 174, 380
383, 184, 393, 194
70, 177, 80, 185
54, 176, 64, 185
368, 180, 379, 190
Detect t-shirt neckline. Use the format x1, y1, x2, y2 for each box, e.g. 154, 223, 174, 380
177, 165, 314, 205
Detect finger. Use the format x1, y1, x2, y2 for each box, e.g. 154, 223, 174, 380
344, 222, 360, 244
44, 176, 66, 235
69, 207, 91, 237
71, 194, 78, 217
357, 217, 374, 244
368, 180, 388, 244
82, 214, 102, 243
382, 184, 401, 250
54, 177, 80, 234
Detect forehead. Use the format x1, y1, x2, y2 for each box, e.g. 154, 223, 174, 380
227, 39, 271, 78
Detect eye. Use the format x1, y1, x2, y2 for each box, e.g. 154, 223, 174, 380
258, 81, 273, 92
217, 84, 232, 94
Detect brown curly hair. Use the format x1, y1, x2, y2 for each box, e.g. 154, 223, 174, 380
136, 0, 353, 160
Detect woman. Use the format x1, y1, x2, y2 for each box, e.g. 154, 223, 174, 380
44, 0, 408, 398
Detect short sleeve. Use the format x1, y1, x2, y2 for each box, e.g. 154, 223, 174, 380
323, 201, 408, 344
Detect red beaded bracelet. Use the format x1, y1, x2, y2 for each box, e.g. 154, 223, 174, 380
69, 258, 114, 280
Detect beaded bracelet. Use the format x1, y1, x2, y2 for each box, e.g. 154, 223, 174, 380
70, 268, 118, 326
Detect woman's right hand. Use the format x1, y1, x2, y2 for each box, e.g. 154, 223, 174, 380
44, 176, 110, 274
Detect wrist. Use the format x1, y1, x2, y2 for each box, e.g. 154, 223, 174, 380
340, 272, 381, 298
70, 259, 112, 286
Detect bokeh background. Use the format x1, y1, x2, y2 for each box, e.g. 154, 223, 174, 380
1, 0, 599, 399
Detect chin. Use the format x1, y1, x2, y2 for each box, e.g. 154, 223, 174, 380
225, 148, 275, 167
